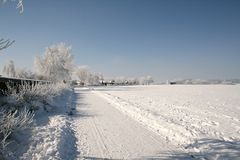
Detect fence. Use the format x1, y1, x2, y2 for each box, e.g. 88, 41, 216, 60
0, 76, 51, 96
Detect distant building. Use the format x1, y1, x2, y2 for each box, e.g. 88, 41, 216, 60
169, 81, 177, 85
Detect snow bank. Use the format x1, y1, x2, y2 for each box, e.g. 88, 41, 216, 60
21, 115, 78, 160
1, 83, 77, 159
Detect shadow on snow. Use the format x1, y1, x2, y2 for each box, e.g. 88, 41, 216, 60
138, 138, 240, 160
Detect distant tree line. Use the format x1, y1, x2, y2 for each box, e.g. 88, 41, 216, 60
2, 43, 154, 86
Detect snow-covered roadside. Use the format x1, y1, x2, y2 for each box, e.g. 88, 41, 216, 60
93, 85, 240, 159
4, 87, 79, 160
20, 115, 77, 160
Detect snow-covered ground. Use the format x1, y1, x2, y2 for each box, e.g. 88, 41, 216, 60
6, 85, 240, 159
5, 88, 79, 160
91, 85, 240, 159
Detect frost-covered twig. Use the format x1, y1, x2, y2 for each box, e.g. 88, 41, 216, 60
1, 0, 24, 13
0, 108, 34, 149
16, 0, 24, 13
0, 39, 15, 51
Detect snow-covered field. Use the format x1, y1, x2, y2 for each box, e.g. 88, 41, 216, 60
92, 85, 240, 159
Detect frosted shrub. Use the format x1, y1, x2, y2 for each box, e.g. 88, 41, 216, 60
4, 82, 71, 111
0, 108, 34, 147
0, 108, 34, 158
0, 82, 71, 158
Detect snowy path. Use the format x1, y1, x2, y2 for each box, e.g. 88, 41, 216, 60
72, 88, 183, 159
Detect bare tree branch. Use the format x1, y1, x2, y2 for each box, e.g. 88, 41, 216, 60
0, 39, 15, 51
16, 0, 24, 13
1, 0, 24, 13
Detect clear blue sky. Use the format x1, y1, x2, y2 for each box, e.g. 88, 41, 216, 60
0, 0, 240, 81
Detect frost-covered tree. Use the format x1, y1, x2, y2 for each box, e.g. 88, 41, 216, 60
92, 73, 100, 85
139, 76, 154, 85
2, 60, 16, 77
34, 43, 74, 82
87, 73, 100, 86
76, 66, 89, 84
75, 66, 104, 86
98, 72, 104, 83
147, 76, 154, 84
115, 76, 126, 84
127, 77, 140, 85
15, 68, 35, 79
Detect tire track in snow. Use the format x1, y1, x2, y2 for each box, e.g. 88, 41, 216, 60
93, 91, 195, 145
73, 88, 180, 159
90, 117, 111, 158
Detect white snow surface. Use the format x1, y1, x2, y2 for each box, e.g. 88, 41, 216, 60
7, 85, 240, 159
73, 88, 180, 159
20, 115, 77, 160
90, 85, 240, 159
